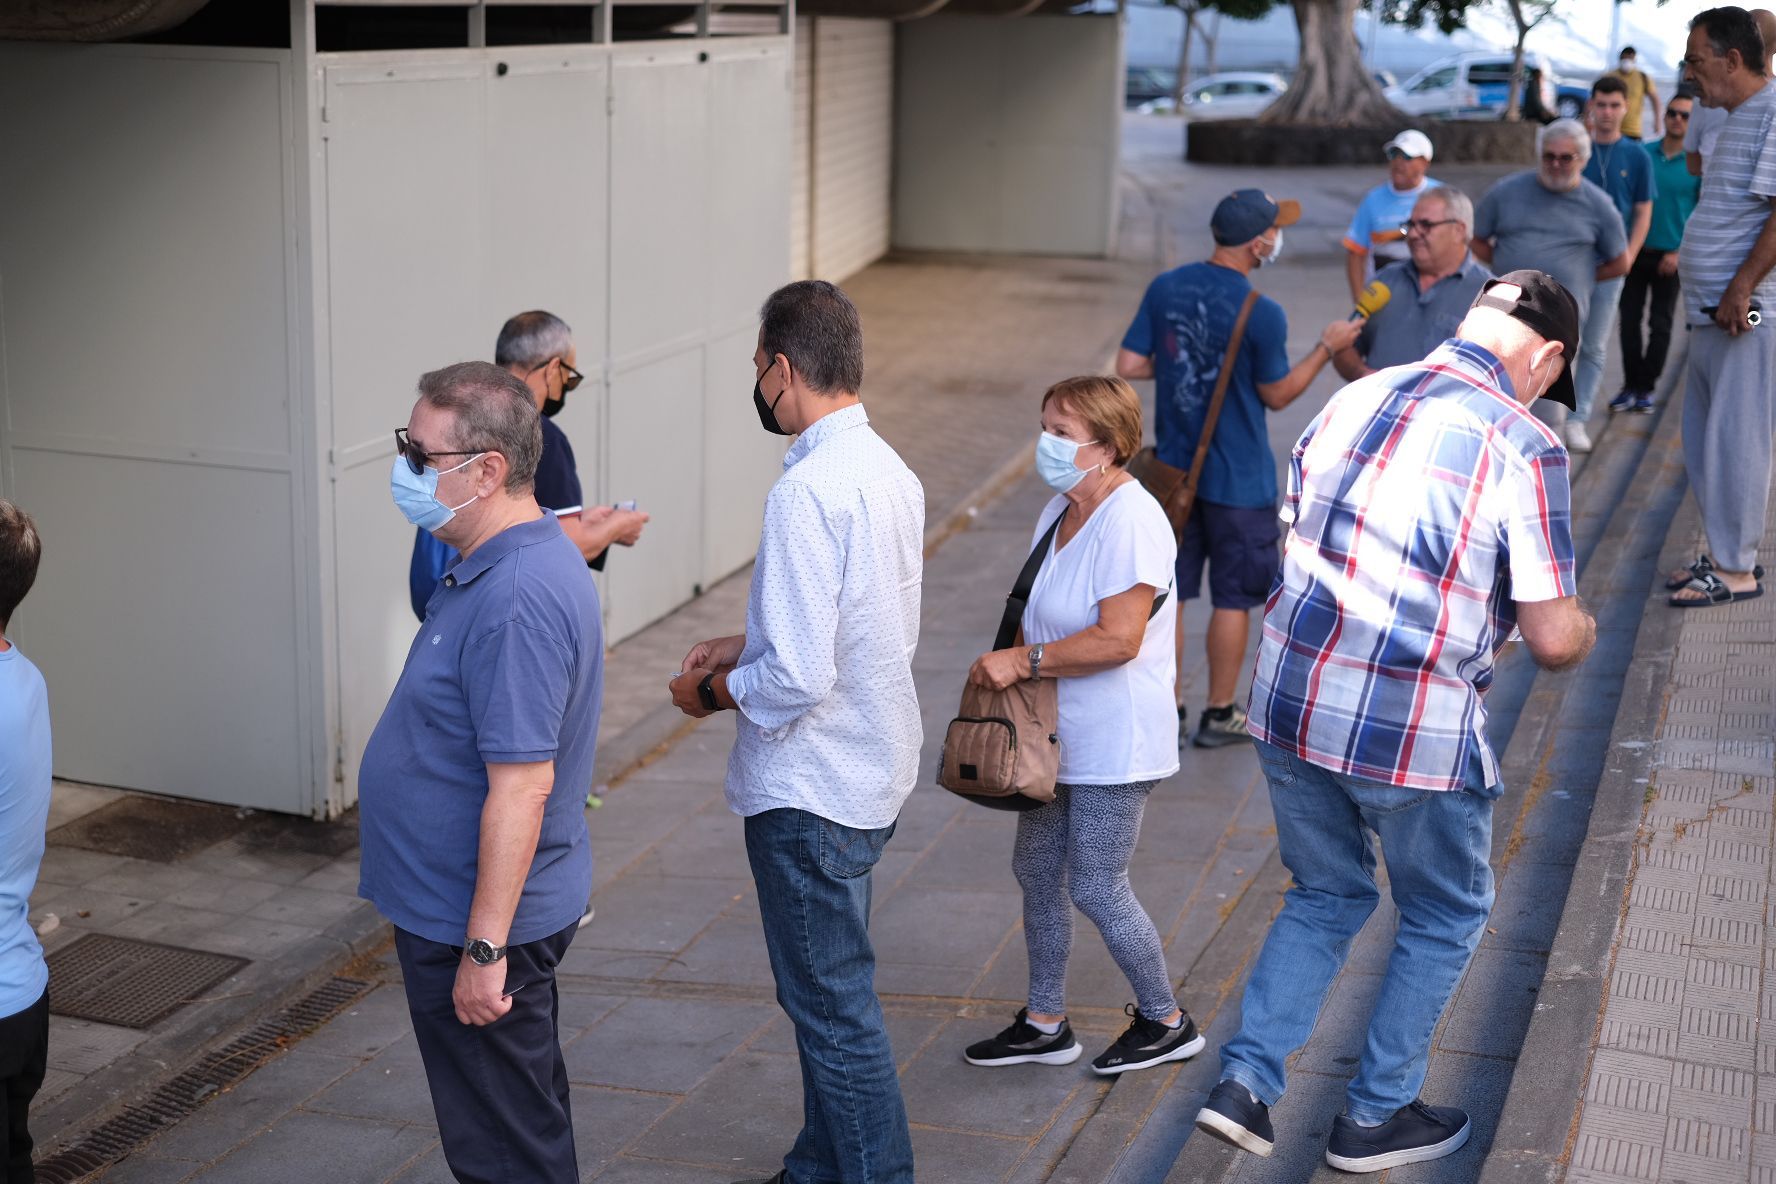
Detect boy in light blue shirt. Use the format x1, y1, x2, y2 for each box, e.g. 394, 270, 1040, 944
0, 498, 50, 1182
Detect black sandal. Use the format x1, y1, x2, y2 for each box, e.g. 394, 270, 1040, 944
1666, 554, 1765, 591
1668, 570, 1765, 608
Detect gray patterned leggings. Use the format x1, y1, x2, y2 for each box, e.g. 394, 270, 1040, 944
1014, 780, 1178, 1021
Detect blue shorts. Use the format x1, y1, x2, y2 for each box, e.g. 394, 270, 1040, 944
1176, 500, 1280, 611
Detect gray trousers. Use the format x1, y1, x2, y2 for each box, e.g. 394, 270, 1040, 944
1683, 324, 1776, 574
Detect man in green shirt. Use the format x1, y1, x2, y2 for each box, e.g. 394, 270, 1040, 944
1612, 94, 1701, 413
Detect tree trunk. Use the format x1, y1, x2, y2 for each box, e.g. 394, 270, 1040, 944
1206, 11, 1220, 75
1171, 4, 1197, 107
1260, 0, 1402, 125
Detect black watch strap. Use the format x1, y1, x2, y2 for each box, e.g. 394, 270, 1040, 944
697, 672, 720, 712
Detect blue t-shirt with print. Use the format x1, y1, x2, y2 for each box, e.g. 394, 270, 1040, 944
1122, 262, 1291, 508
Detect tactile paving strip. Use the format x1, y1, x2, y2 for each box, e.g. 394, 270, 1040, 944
47, 934, 248, 1029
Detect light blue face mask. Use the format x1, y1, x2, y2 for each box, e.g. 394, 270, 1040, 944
1035, 431, 1101, 494
390, 452, 484, 533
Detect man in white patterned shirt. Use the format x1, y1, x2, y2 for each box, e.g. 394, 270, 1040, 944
671, 280, 924, 1184
1668, 6, 1776, 609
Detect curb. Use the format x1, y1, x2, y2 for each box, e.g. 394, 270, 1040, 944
1479, 390, 1694, 1182
32, 898, 391, 1163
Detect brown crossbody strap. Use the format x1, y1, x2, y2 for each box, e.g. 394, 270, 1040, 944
1182, 288, 1261, 501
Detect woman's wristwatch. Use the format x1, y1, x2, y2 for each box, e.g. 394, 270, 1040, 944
1027, 643, 1045, 681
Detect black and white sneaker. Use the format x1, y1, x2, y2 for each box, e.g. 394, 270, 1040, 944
1195, 1079, 1275, 1157
1324, 1100, 1470, 1173
1089, 1004, 1206, 1075
963, 1008, 1083, 1067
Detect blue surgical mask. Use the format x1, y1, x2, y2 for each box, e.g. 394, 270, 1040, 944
390, 453, 484, 532
1035, 431, 1100, 493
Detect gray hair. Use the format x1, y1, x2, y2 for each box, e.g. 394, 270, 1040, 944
1537, 118, 1592, 164
1419, 185, 1474, 236
759, 281, 864, 395
494, 310, 574, 372
416, 361, 542, 494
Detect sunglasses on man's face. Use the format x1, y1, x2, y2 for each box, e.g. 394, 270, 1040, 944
394, 427, 481, 476
1665, 108, 1690, 120
1542, 152, 1579, 166
530, 358, 585, 392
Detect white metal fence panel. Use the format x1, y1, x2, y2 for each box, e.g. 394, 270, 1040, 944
322, 58, 488, 805
811, 18, 893, 281
894, 15, 1123, 257
0, 46, 315, 811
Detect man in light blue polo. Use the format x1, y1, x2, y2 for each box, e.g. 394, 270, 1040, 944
359, 361, 602, 1184
1343, 130, 1442, 304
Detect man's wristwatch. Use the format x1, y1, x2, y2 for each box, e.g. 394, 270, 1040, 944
464, 937, 506, 966
1027, 643, 1045, 681
697, 672, 720, 712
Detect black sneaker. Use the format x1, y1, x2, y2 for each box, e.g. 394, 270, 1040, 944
1177, 703, 1189, 747
1089, 1004, 1206, 1075
1325, 1100, 1470, 1172
1195, 1079, 1275, 1157
1193, 705, 1252, 749
963, 1008, 1083, 1067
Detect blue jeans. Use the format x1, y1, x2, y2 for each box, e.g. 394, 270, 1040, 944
745, 808, 914, 1184
1573, 274, 1627, 422
1218, 741, 1495, 1124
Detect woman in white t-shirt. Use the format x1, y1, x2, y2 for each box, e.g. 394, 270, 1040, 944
959, 376, 1201, 1077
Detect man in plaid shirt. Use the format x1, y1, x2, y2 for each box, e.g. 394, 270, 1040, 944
1195, 272, 1597, 1173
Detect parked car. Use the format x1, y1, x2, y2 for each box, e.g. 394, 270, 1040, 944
1126, 66, 1178, 109
1552, 77, 1589, 119
1178, 72, 1288, 120
1387, 52, 1557, 121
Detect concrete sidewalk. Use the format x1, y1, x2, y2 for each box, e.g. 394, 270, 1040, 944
28, 115, 1563, 1183
1481, 404, 1776, 1182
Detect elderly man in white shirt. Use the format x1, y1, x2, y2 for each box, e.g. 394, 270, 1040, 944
671, 280, 924, 1184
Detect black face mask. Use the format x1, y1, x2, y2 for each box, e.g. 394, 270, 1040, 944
541, 393, 565, 419
753, 357, 791, 436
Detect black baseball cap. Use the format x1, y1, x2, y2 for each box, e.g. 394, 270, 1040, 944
1469, 270, 1581, 409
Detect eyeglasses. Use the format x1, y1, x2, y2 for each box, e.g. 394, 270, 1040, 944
394, 427, 483, 476
1665, 108, 1690, 119
528, 357, 585, 392
1401, 218, 1459, 235
1541, 152, 1579, 165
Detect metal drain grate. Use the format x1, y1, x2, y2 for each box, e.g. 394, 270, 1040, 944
47, 935, 249, 1029
32, 975, 373, 1184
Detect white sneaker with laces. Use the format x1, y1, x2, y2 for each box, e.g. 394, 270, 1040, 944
1564, 420, 1592, 453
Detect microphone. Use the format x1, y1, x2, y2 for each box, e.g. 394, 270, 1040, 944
1350, 280, 1392, 321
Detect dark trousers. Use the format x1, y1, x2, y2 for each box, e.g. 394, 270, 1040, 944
1619, 247, 1683, 393
394, 925, 578, 1184
0, 989, 48, 1184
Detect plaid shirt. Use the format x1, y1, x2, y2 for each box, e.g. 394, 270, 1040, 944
1248, 340, 1578, 792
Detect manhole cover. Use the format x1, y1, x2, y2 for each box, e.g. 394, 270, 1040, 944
47, 935, 248, 1029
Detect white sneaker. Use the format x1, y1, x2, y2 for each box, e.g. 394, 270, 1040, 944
1565, 420, 1593, 453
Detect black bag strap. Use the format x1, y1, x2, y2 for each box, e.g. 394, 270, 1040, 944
994, 508, 1171, 652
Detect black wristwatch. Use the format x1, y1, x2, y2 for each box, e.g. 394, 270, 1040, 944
697, 672, 720, 712
464, 937, 506, 966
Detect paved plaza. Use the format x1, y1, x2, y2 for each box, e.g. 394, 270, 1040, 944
23, 116, 1775, 1184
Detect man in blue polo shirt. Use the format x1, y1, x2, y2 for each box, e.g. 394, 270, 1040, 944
0, 499, 50, 1184
361, 361, 602, 1184
1118, 190, 1360, 747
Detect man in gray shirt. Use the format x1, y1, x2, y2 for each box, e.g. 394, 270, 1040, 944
1333, 186, 1492, 380
1473, 119, 1630, 435
1668, 6, 1776, 609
